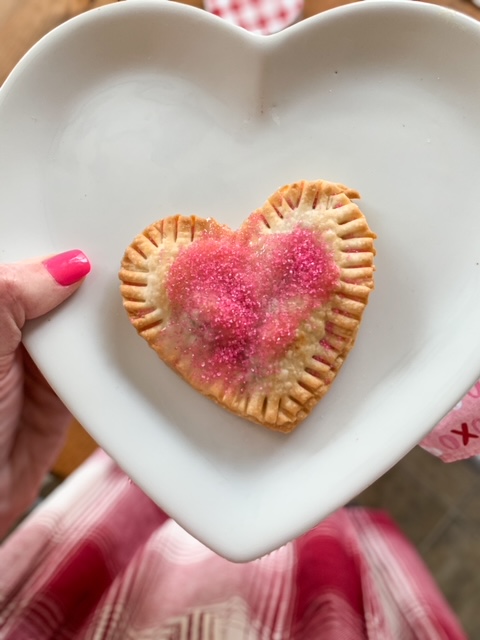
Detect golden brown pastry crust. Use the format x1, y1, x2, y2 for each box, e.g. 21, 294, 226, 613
119, 179, 376, 433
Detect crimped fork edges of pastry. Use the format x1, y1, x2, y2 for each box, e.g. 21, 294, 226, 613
119, 180, 376, 433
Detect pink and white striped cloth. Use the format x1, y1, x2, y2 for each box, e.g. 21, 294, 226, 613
0, 450, 466, 639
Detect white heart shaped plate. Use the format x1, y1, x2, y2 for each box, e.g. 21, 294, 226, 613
1, 0, 480, 561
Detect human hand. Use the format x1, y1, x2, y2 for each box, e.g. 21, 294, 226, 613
0, 250, 90, 536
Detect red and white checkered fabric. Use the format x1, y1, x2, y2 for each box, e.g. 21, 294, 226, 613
204, 0, 304, 34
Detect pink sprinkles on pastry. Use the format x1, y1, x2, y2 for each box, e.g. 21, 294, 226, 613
119, 180, 377, 432
165, 225, 339, 387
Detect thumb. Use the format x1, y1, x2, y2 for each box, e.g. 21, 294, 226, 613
0, 250, 91, 338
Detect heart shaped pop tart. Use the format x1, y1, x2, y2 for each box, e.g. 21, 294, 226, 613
119, 180, 376, 432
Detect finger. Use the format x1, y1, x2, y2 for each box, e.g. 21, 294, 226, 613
0, 349, 71, 531
21, 346, 71, 433
0, 250, 91, 355
13, 348, 71, 490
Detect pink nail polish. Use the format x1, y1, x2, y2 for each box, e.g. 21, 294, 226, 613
43, 250, 91, 286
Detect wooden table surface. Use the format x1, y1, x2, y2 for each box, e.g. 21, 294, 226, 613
1, 0, 479, 476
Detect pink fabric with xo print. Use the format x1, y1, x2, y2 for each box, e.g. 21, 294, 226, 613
421, 380, 480, 462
